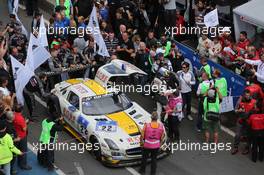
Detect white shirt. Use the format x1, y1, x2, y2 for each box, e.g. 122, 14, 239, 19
196, 80, 213, 96
177, 70, 196, 93
245, 59, 264, 83
0, 87, 10, 96
164, 0, 176, 10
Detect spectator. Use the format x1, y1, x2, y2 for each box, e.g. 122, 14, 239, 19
163, 0, 176, 28
99, 0, 109, 22
13, 104, 32, 170
175, 9, 185, 41
231, 89, 257, 155
208, 37, 222, 63
193, 0, 206, 32
145, 30, 157, 49
240, 52, 264, 91
0, 120, 23, 175
55, 0, 73, 19
116, 31, 134, 63
0, 76, 10, 96
197, 34, 212, 57
237, 31, 250, 51
132, 35, 141, 53
104, 30, 119, 56
177, 62, 196, 120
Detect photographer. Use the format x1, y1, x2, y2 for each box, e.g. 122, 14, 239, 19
203, 86, 223, 143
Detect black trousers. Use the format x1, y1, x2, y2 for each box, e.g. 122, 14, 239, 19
17, 137, 28, 168
37, 144, 54, 169
251, 133, 264, 162
196, 97, 204, 130
23, 91, 33, 118
182, 92, 192, 116
140, 148, 159, 175
168, 116, 180, 141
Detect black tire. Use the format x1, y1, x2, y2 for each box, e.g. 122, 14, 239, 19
47, 95, 61, 115
90, 137, 102, 161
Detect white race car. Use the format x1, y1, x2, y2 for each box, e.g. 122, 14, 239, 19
50, 60, 167, 166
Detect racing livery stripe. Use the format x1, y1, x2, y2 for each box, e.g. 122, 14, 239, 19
106, 111, 140, 135
66, 79, 83, 85
83, 80, 107, 95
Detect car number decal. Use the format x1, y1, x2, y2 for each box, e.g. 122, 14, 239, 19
95, 121, 117, 132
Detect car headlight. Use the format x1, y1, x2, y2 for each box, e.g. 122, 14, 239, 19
104, 138, 119, 151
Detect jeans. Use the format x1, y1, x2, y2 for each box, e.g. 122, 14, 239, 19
140, 148, 159, 175
2, 162, 11, 175
17, 137, 28, 168
182, 92, 192, 116
7, 0, 13, 14
233, 121, 250, 148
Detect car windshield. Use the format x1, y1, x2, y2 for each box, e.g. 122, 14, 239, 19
82, 93, 132, 115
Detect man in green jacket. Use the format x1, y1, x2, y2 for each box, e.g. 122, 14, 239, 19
0, 121, 23, 175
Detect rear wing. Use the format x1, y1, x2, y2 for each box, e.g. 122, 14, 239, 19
95, 59, 147, 87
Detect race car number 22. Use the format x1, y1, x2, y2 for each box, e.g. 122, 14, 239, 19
96, 121, 117, 132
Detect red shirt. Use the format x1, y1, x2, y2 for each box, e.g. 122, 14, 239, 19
237, 39, 250, 50
13, 112, 27, 139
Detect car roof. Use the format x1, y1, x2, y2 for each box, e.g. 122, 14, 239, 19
65, 79, 110, 98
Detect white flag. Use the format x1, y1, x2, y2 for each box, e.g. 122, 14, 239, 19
13, 0, 19, 14
88, 6, 109, 57
38, 15, 49, 47
204, 9, 219, 27
25, 34, 51, 71
11, 56, 34, 105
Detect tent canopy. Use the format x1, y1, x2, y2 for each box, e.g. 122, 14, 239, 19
233, 0, 264, 41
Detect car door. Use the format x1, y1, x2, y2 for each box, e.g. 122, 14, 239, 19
62, 91, 82, 131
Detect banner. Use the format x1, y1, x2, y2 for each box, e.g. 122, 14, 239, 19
175, 41, 246, 109
204, 9, 219, 27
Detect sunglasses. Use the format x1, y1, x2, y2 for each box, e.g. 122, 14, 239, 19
182, 67, 187, 69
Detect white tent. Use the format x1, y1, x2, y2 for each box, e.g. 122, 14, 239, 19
233, 0, 264, 41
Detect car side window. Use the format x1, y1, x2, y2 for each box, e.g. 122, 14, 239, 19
67, 91, 80, 110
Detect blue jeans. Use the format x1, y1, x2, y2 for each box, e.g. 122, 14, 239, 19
7, 0, 13, 14
2, 162, 11, 175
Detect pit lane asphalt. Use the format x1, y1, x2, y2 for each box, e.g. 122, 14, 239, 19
0, 2, 263, 175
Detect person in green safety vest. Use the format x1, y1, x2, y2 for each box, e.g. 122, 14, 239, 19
212, 69, 228, 97
203, 87, 223, 143
198, 56, 212, 82
196, 72, 212, 132
38, 113, 63, 171
55, 0, 73, 19
0, 121, 23, 175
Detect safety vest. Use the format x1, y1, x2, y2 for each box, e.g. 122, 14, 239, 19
0, 133, 21, 165
200, 81, 210, 95
166, 96, 182, 115
200, 64, 212, 79
239, 99, 256, 113
248, 114, 264, 131
143, 122, 164, 149
39, 119, 56, 144
164, 41, 171, 57
56, 0, 71, 18
203, 97, 220, 121
214, 78, 227, 97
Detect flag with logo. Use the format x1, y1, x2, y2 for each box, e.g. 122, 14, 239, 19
38, 15, 49, 47
88, 6, 109, 57
11, 55, 34, 105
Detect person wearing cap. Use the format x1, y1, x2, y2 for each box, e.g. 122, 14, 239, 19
0, 120, 23, 175
203, 86, 223, 143
139, 111, 165, 175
